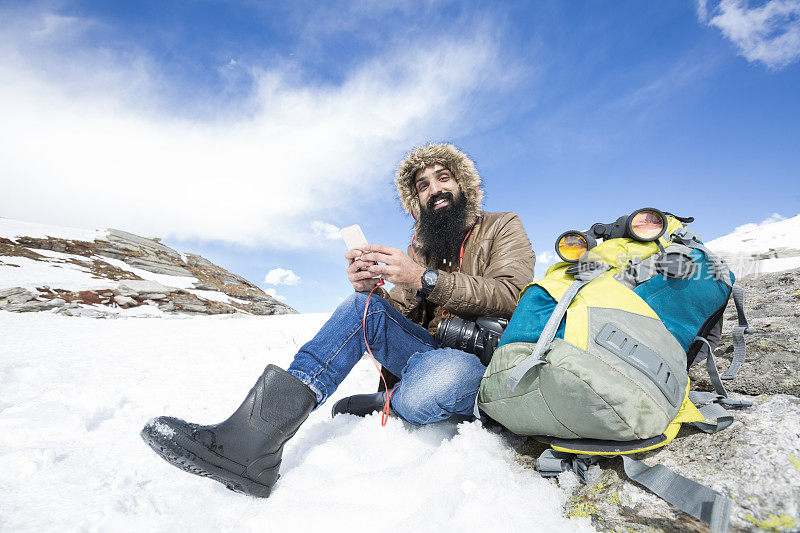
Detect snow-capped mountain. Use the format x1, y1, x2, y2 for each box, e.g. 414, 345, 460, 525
0, 217, 295, 317
706, 213, 800, 279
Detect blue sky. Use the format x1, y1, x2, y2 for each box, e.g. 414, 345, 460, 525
1, 1, 798, 312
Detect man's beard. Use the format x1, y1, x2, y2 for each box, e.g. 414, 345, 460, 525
417, 191, 468, 267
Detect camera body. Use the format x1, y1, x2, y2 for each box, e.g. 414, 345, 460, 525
434, 316, 508, 366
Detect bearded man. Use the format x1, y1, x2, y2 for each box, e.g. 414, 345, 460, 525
141, 143, 535, 498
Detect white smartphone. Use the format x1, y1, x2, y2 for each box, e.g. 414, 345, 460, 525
340, 224, 368, 252
341, 224, 381, 278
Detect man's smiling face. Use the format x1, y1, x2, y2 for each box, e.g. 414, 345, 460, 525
414, 163, 462, 214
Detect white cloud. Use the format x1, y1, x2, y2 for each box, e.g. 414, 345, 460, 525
264, 268, 300, 286
699, 0, 800, 69
311, 221, 342, 241
0, 9, 513, 249
534, 249, 558, 279
264, 288, 287, 301
697, 0, 711, 20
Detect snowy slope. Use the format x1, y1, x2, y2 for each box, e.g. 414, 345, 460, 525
0, 312, 595, 532
0, 217, 109, 242
706, 213, 800, 278
0, 217, 293, 316
0, 218, 195, 293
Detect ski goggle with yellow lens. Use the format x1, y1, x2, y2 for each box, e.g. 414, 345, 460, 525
555, 207, 672, 263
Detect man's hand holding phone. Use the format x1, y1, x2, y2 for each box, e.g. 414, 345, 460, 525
360, 244, 425, 290
345, 248, 381, 292
341, 225, 381, 292
341, 225, 425, 292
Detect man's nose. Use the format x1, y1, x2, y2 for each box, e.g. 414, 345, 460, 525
428, 180, 443, 196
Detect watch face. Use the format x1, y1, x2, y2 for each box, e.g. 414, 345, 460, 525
423, 270, 438, 286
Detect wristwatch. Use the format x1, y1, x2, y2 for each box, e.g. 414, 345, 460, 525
419, 268, 439, 296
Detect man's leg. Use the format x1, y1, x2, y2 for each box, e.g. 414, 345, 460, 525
390, 348, 486, 426
141, 290, 437, 498
287, 291, 437, 406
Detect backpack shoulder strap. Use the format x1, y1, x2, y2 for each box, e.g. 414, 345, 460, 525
722, 284, 764, 380
507, 262, 611, 391
690, 283, 764, 386
536, 449, 732, 533
620, 455, 731, 533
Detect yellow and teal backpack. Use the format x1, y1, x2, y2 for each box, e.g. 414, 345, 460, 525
477, 211, 759, 533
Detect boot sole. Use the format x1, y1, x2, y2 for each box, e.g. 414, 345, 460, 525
140, 424, 274, 498
331, 393, 386, 418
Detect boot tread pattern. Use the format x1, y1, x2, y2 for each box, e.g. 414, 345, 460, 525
140, 424, 272, 498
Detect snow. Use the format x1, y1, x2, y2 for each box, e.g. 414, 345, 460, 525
706, 213, 800, 255
0, 254, 118, 292
0, 217, 199, 292
0, 217, 107, 243
0, 218, 201, 297
0, 312, 594, 532
752, 255, 800, 274
0, 249, 200, 295
185, 288, 234, 304
706, 213, 800, 278
114, 302, 169, 317
149, 419, 176, 438
100, 256, 199, 289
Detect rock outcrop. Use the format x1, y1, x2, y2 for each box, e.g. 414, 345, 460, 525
0, 222, 296, 317
513, 268, 800, 532
690, 268, 800, 397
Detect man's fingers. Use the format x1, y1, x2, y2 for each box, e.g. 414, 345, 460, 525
361, 251, 393, 264
346, 261, 361, 274
368, 264, 396, 277
345, 248, 366, 259
347, 260, 364, 273
347, 259, 375, 273
351, 269, 378, 281
347, 264, 373, 281
362, 243, 398, 255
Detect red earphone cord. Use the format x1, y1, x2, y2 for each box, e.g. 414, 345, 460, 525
362, 224, 474, 426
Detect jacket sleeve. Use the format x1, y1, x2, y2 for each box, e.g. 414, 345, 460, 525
426, 213, 535, 319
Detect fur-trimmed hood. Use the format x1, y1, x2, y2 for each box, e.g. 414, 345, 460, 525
394, 143, 484, 233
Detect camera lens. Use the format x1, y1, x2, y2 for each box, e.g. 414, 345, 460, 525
435, 317, 480, 353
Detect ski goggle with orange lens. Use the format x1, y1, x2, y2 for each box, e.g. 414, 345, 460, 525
555, 208, 669, 263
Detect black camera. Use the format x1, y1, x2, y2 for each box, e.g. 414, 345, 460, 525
434, 317, 508, 366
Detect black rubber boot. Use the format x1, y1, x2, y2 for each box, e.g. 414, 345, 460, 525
331, 391, 388, 418
140, 364, 316, 498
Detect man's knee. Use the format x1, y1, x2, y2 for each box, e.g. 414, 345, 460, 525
391, 349, 484, 425
340, 291, 388, 311
342, 291, 368, 307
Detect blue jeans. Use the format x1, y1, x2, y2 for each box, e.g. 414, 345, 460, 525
287, 292, 486, 426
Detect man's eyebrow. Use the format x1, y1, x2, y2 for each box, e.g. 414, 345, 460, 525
415, 168, 450, 184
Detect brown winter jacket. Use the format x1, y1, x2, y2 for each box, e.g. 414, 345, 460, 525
374, 143, 535, 387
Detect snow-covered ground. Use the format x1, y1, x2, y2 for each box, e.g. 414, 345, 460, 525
0, 312, 594, 532
706, 213, 800, 278
0, 217, 108, 243
0, 252, 120, 293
